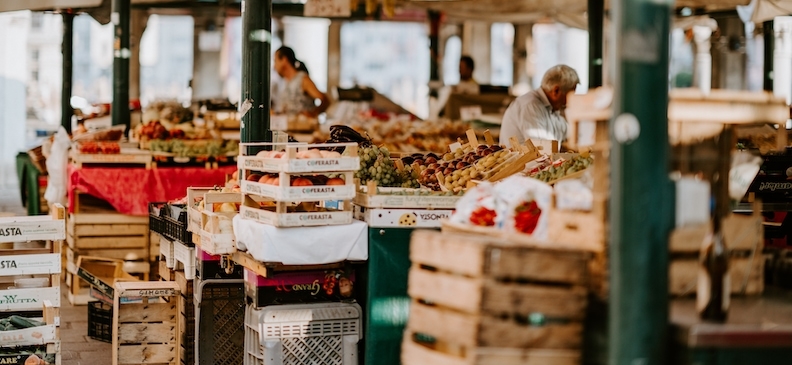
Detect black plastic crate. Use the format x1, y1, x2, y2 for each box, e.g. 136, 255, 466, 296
195, 279, 245, 365
88, 301, 113, 343
149, 202, 190, 243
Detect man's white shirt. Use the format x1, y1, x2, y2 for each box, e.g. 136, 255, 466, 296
499, 88, 567, 145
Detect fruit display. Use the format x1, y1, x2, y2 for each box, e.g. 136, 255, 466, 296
315, 120, 476, 153
405, 143, 515, 191
355, 145, 420, 188
77, 141, 121, 154
528, 155, 594, 183
148, 139, 238, 158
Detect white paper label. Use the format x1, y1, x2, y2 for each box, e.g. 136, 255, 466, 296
460, 106, 483, 121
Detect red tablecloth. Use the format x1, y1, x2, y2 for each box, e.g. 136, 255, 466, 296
68, 165, 236, 216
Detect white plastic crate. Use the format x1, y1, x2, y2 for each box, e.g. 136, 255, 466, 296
244, 302, 362, 365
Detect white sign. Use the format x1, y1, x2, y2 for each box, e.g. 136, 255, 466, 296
460, 106, 483, 122
304, 0, 351, 17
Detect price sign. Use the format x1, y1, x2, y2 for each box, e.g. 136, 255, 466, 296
304, 0, 351, 17
460, 106, 483, 121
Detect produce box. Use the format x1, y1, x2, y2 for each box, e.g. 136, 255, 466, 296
353, 185, 462, 210
354, 206, 454, 228
0, 343, 59, 365
0, 301, 59, 347
240, 198, 353, 228
199, 210, 236, 255
149, 202, 189, 244
243, 267, 357, 307
76, 256, 139, 304
186, 188, 239, 233
238, 142, 360, 173
402, 230, 590, 365
0, 252, 61, 311
112, 281, 180, 365
240, 170, 355, 202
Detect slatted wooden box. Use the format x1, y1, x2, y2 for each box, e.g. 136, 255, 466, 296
112, 281, 181, 365
402, 230, 593, 365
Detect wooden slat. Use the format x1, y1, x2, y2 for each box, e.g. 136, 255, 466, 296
70, 222, 149, 237
412, 230, 590, 285
408, 266, 483, 314
408, 301, 582, 350
116, 281, 179, 298
67, 235, 148, 249
117, 344, 177, 364
66, 243, 149, 260
118, 322, 177, 344
118, 303, 178, 323
402, 336, 581, 365
482, 283, 587, 320
69, 213, 148, 225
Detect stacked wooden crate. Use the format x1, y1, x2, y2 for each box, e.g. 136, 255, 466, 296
111, 281, 181, 365
669, 208, 765, 296
66, 211, 150, 305
0, 205, 66, 365
402, 230, 592, 365
158, 262, 195, 365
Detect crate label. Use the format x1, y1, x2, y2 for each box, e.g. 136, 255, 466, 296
0, 287, 60, 311
355, 192, 461, 209
354, 207, 454, 228
0, 324, 57, 346
243, 181, 354, 201
0, 253, 60, 276
121, 288, 176, 298
0, 352, 57, 365
0, 219, 65, 243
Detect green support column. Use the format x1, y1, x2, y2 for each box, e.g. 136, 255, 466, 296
588, 0, 604, 88
61, 11, 74, 133
609, 0, 674, 364
764, 20, 774, 92
240, 0, 272, 147
112, 0, 130, 129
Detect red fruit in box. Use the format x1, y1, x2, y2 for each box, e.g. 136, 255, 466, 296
326, 177, 345, 186
247, 174, 263, 181
292, 178, 313, 187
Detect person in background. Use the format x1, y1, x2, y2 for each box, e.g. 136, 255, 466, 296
453, 55, 480, 95
499, 65, 580, 145
272, 46, 330, 117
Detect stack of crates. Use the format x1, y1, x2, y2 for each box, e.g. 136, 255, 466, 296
0, 205, 66, 365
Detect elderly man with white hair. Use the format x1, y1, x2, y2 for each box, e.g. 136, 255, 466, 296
500, 65, 580, 145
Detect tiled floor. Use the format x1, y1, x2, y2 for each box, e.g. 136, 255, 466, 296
59, 285, 113, 365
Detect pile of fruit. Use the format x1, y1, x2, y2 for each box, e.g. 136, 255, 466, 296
315, 120, 474, 153
355, 145, 420, 188
148, 139, 238, 158
77, 141, 121, 154
528, 155, 593, 183
246, 173, 346, 187
404, 144, 516, 191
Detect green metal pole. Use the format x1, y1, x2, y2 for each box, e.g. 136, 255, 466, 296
112, 0, 130, 129
240, 0, 272, 147
61, 11, 74, 134
609, 0, 674, 364
588, 0, 604, 88
764, 21, 774, 92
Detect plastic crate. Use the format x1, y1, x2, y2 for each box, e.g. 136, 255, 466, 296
244, 302, 362, 365
195, 278, 246, 365
87, 301, 113, 343
149, 202, 190, 243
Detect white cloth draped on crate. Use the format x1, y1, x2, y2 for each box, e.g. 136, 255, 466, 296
233, 215, 369, 265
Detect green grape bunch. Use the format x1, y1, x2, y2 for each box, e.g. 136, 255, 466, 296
356, 145, 420, 188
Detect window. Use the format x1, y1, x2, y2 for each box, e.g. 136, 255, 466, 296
340, 21, 430, 119
490, 23, 514, 87
139, 15, 194, 105
72, 14, 113, 104
443, 35, 462, 86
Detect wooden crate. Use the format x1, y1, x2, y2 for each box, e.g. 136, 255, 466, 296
669, 211, 764, 296
70, 256, 139, 306
67, 212, 149, 253
402, 230, 591, 365
0, 301, 60, 347
112, 281, 180, 365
